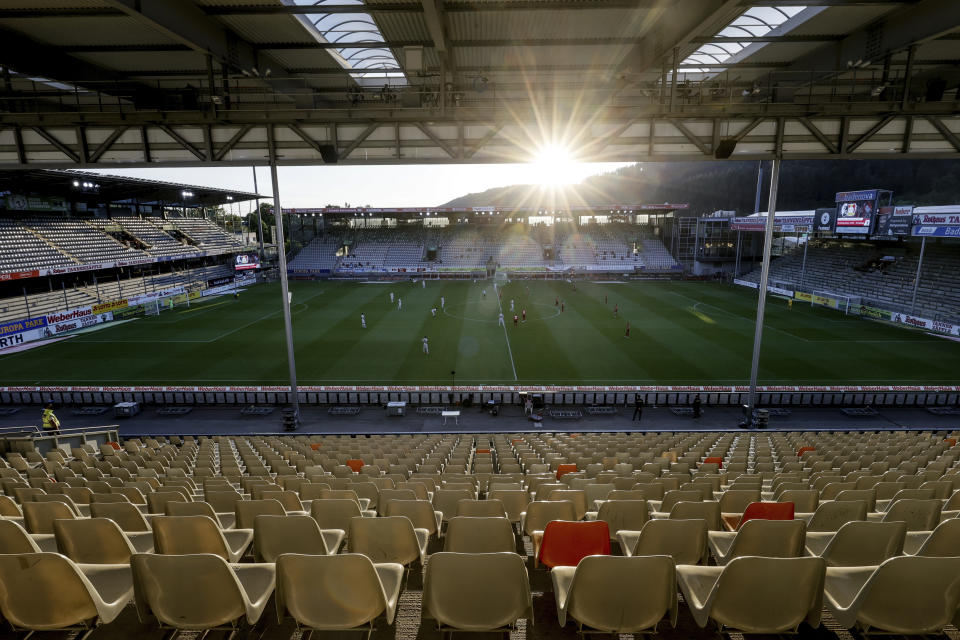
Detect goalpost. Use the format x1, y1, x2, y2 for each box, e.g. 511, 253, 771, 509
493, 271, 509, 287
144, 300, 161, 316
812, 290, 862, 315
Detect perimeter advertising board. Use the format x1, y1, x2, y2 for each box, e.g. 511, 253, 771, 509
875, 206, 914, 237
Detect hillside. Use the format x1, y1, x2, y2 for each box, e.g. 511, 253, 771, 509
443, 159, 960, 214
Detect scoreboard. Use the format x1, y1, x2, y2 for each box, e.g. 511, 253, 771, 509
833, 189, 893, 235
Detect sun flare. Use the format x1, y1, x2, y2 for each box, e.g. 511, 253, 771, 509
529, 143, 582, 186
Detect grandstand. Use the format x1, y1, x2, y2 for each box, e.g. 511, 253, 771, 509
285, 214, 682, 276
740, 241, 960, 323
1, 0, 960, 636
0, 428, 957, 638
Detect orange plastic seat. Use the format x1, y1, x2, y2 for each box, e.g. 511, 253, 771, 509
703, 457, 723, 469
556, 464, 578, 480
797, 446, 816, 457
945, 438, 957, 448
309, 443, 322, 451
537, 520, 610, 569
108, 442, 122, 450
735, 502, 795, 530
476, 449, 490, 454
345, 459, 364, 473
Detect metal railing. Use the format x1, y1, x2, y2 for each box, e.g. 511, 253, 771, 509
0, 425, 119, 455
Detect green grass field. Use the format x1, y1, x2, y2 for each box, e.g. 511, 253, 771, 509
3, 280, 959, 387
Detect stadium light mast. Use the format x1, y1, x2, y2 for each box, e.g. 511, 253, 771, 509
746, 146, 782, 416
269, 161, 300, 422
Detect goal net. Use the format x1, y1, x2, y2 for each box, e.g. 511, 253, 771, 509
812, 290, 862, 315
493, 271, 509, 287
144, 300, 161, 316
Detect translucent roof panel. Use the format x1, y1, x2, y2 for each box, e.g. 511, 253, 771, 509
287, 0, 407, 85
679, 6, 810, 76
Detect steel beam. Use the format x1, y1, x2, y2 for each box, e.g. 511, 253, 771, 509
845, 115, 895, 153
2, 112, 959, 168
29, 127, 79, 163
0, 27, 162, 107
102, 0, 325, 108
339, 123, 380, 159
797, 117, 839, 154
615, 0, 742, 76
780, 0, 960, 76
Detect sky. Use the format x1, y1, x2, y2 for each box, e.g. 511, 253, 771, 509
92, 161, 633, 214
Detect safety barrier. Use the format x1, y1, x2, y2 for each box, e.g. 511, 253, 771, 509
1, 386, 957, 408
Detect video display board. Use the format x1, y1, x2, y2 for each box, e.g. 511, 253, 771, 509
234, 253, 260, 271
834, 189, 880, 235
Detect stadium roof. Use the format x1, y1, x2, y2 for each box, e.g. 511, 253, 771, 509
0, 0, 958, 166
0, 169, 260, 206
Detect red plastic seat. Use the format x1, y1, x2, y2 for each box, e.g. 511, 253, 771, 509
946, 438, 957, 448
736, 501, 794, 530
345, 459, 364, 473
309, 443, 322, 451
108, 442, 122, 450
702, 457, 723, 469
797, 446, 816, 457
556, 464, 578, 480
476, 448, 490, 454
537, 520, 610, 569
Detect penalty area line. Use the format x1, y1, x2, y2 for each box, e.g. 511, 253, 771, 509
494, 284, 518, 381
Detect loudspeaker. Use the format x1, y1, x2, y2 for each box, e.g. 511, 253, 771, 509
714, 138, 738, 159
319, 144, 339, 164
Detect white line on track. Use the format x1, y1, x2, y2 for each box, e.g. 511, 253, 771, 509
494, 284, 518, 381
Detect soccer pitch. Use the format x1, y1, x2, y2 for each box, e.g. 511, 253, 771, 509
3, 280, 959, 387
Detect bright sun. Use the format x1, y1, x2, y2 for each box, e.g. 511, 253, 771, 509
529, 143, 582, 186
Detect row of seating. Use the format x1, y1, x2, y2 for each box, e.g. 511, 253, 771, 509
0, 430, 958, 638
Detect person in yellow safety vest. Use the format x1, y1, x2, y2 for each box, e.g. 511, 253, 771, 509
41, 403, 60, 432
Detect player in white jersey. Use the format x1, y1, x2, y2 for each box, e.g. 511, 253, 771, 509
422, 336, 429, 355
482, 289, 487, 298
440, 296, 445, 310
498, 312, 505, 327
431, 307, 437, 317
360, 313, 366, 328
422, 279, 426, 289
397, 298, 402, 311
510, 299, 514, 312
390, 291, 394, 304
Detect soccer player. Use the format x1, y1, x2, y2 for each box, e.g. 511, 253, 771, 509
431, 307, 437, 317
422, 335, 429, 355
498, 312, 505, 327
397, 298, 402, 311
555, 296, 559, 307
422, 279, 426, 289
440, 296, 445, 310
513, 314, 518, 327
482, 289, 487, 298
390, 292, 395, 304
361, 313, 366, 328
561, 301, 565, 313
522, 308, 526, 322
788, 298, 793, 310
605, 294, 608, 305
510, 299, 514, 312
288, 291, 292, 305
625, 321, 631, 338
614, 304, 618, 318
